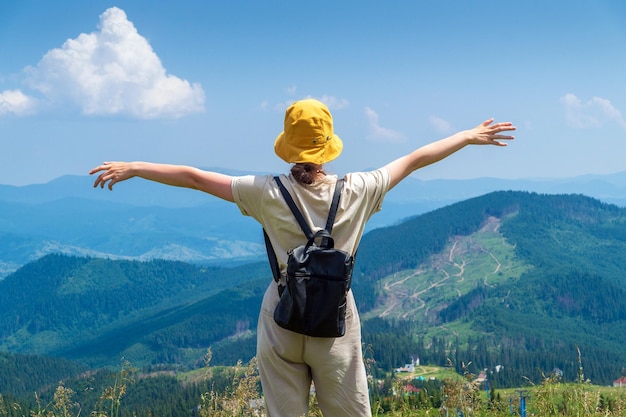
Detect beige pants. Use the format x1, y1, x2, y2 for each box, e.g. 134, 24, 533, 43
256, 283, 371, 417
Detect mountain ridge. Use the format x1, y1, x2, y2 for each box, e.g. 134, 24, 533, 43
1, 171, 625, 279
1, 190, 626, 387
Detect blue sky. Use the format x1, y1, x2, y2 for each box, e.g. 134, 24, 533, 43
1, 0, 625, 186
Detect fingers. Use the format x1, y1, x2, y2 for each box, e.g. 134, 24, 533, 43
108, 180, 116, 191
470, 119, 516, 147
89, 162, 111, 178
478, 119, 516, 135
89, 162, 117, 190
88, 166, 104, 176
496, 122, 516, 132
490, 133, 515, 147
488, 122, 516, 139
93, 173, 109, 189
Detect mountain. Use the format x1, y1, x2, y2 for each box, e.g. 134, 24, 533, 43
1, 191, 626, 389
355, 191, 626, 385
3, 171, 626, 207
0, 194, 262, 279
1, 171, 626, 279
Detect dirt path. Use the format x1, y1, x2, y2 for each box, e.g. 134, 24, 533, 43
379, 216, 512, 318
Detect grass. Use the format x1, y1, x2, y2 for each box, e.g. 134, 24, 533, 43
3, 349, 626, 416
366, 224, 531, 324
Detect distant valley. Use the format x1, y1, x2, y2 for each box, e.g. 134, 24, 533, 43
1, 170, 625, 278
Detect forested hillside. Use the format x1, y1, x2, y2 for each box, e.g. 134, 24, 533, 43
0, 255, 269, 367
356, 191, 626, 385
1, 190, 626, 395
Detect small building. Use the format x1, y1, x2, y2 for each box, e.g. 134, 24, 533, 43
403, 384, 421, 395
613, 377, 626, 388
395, 356, 419, 373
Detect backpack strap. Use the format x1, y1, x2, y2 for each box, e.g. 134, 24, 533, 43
274, 176, 313, 239
263, 229, 281, 284
274, 175, 344, 238
325, 178, 343, 234
264, 176, 344, 286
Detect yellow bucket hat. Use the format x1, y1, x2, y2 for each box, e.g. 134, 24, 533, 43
274, 99, 343, 164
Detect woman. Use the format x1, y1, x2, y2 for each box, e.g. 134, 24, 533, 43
90, 99, 515, 416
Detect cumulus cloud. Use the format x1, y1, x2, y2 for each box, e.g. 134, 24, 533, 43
20, 7, 204, 119
429, 115, 454, 135
0, 90, 37, 116
561, 93, 626, 129
364, 107, 405, 143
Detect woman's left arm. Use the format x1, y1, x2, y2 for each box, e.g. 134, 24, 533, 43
383, 119, 515, 190
89, 161, 234, 202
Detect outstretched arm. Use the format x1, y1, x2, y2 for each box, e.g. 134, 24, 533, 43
89, 161, 234, 202
384, 118, 516, 190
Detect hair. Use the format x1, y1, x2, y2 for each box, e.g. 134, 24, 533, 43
291, 163, 324, 185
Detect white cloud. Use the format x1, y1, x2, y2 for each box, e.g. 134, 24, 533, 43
272, 94, 349, 113
23, 7, 204, 119
314, 95, 349, 110
0, 90, 37, 116
429, 115, 454, 135
561, 93, 626, 129
364, 106, 405, 143
274, 100, 296, 112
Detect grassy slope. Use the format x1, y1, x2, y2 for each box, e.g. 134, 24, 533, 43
365, 214, 530, 330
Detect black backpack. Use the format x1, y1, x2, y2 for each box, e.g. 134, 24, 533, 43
264, 176, 354, 337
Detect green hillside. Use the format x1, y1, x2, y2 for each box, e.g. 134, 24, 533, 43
0, 255, 269, 368
364, 213, 530, 321
1, 190, 626, 391
358, 191, 626, 386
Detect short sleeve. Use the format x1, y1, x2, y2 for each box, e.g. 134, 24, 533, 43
231, 174, 273, 222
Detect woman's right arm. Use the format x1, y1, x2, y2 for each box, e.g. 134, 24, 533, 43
89, 161, 235, 202
383, 119, 516, 190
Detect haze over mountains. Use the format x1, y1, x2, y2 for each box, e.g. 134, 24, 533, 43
1, 170, 625, 279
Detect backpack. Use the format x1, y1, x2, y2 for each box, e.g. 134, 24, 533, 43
264, 176, 354, 338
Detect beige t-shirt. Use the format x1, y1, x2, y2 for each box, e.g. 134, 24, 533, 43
232, 169, 390, 278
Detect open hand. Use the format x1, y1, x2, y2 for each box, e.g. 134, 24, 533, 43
89, 161, 134, 190
467, 118, 516, 146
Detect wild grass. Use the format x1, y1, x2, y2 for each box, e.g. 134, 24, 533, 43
2, 348, 625, 416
